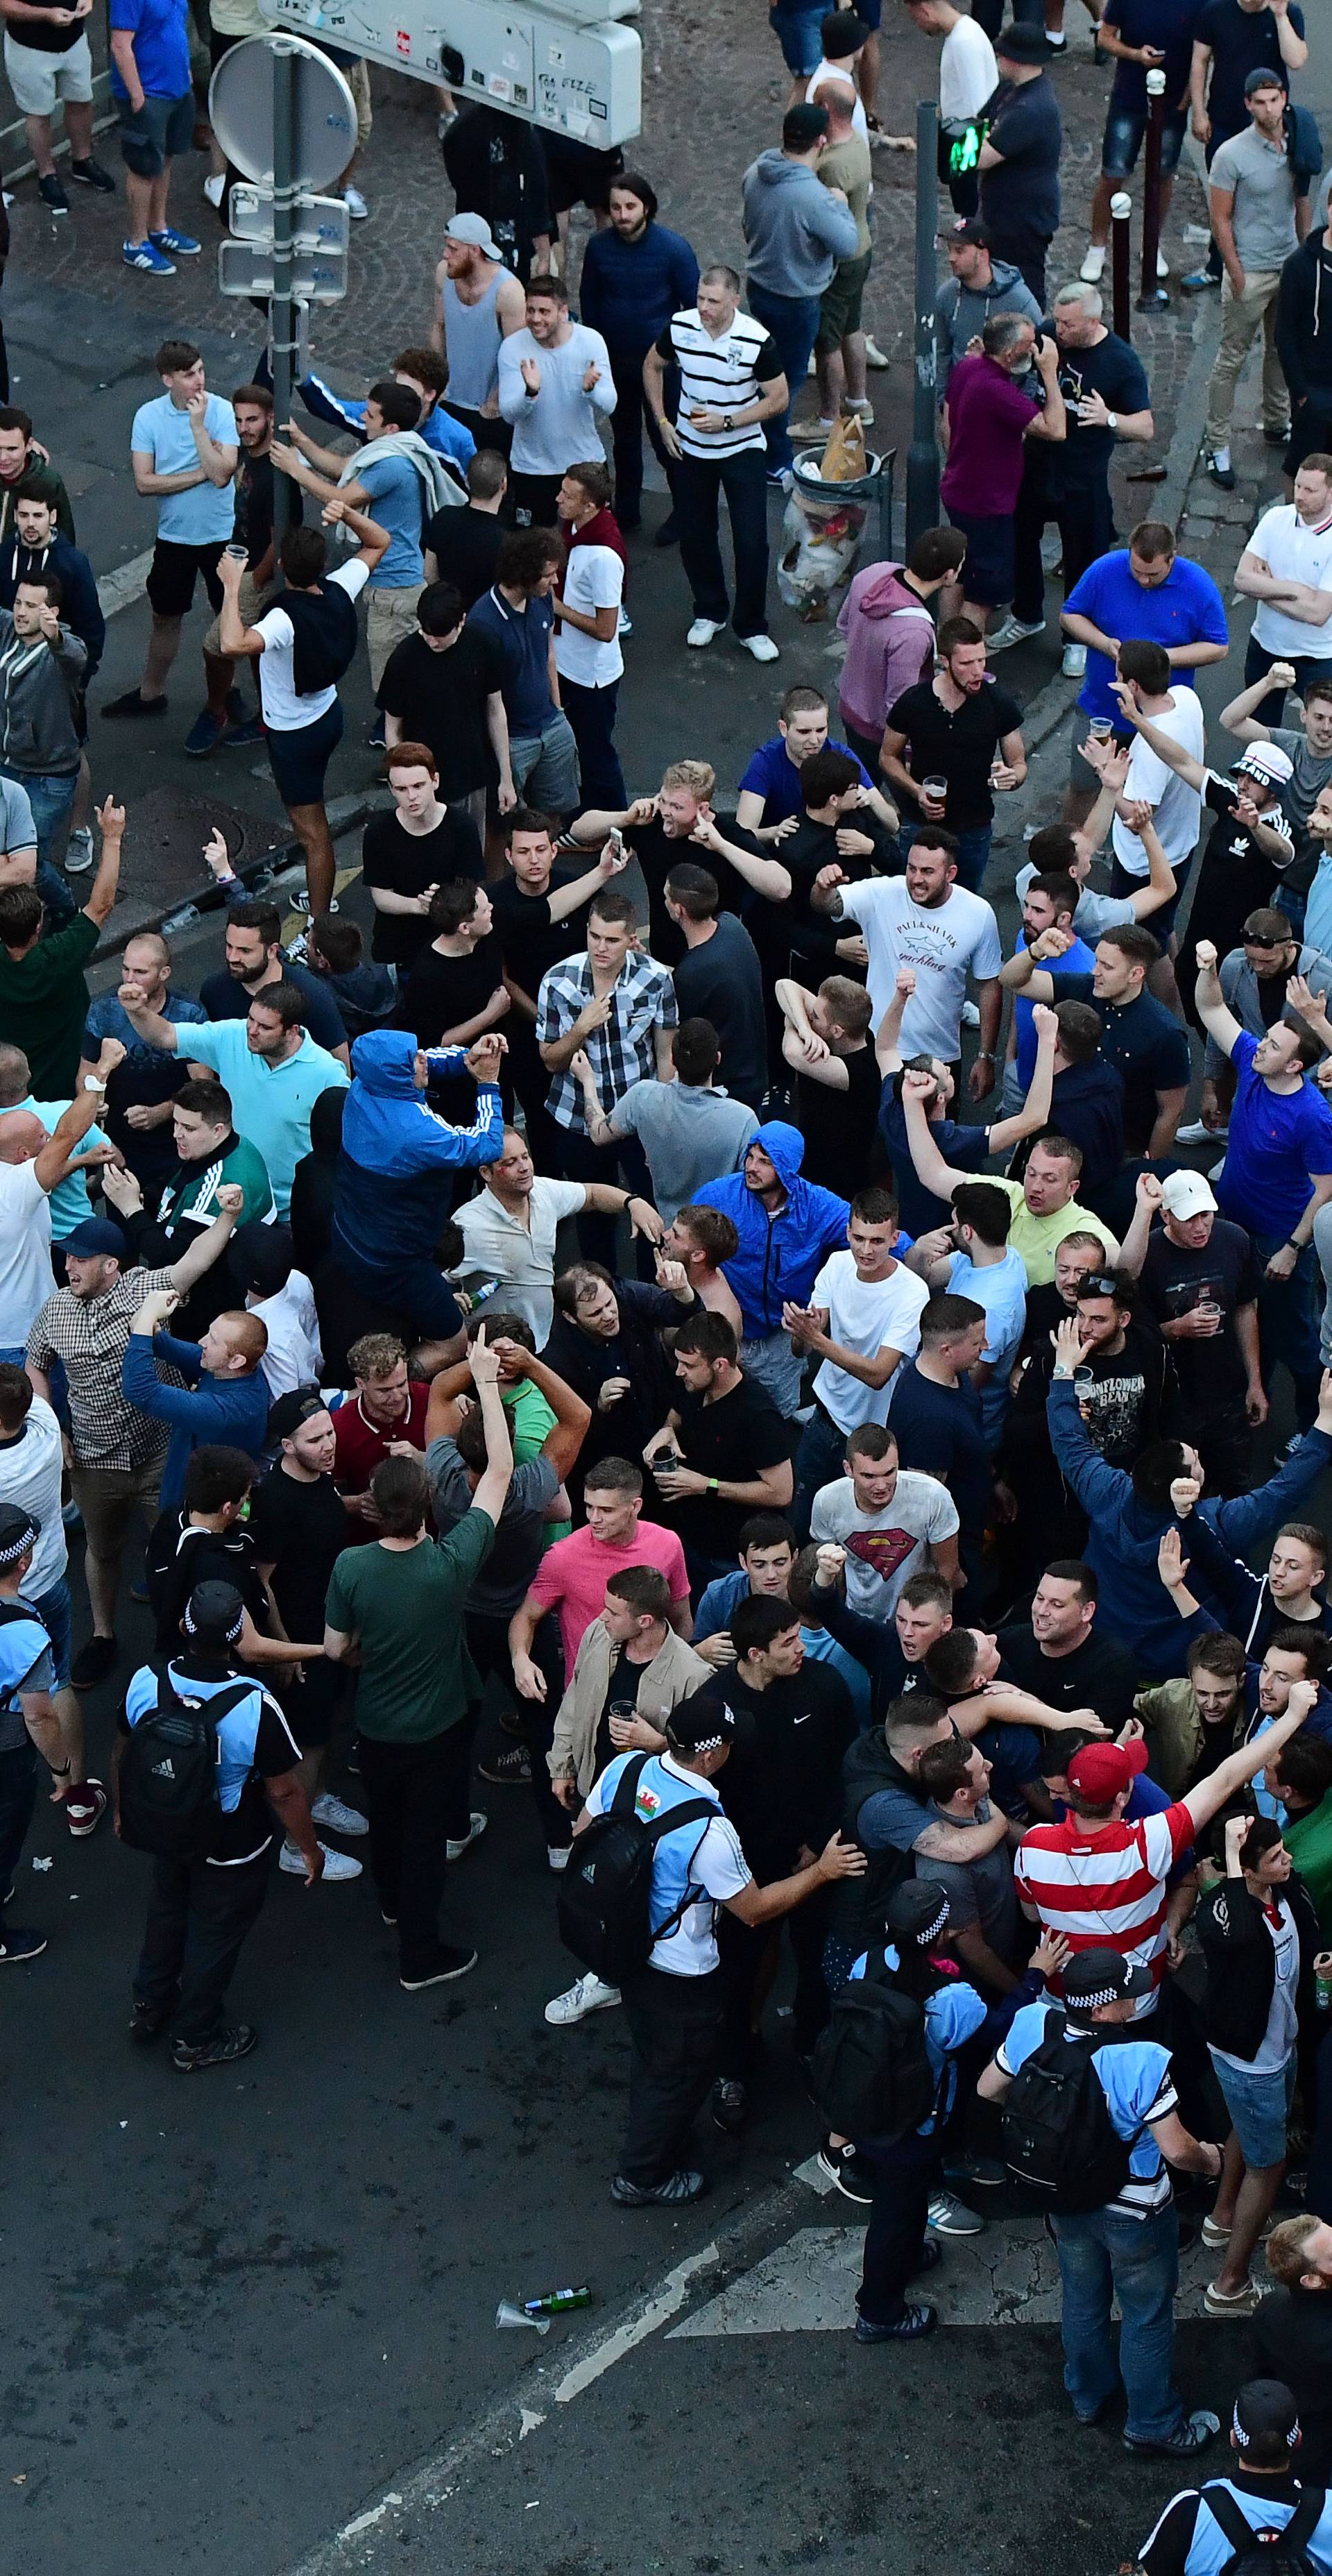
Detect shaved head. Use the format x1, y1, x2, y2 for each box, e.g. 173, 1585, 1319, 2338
0, 1108, 46, 1164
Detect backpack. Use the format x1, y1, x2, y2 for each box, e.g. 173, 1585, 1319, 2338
0, 1597, 50, 1717
555, 1752, 716, 1986
117, 1664, 253, 1859
1203, 2484, 1326, 2576
999, 2005, 1140, 2214
810, 1948, 937, 2146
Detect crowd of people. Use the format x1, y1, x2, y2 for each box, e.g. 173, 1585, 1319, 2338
10, 0, 1332, 2551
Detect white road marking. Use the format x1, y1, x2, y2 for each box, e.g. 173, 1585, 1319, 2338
552, 2243, 722, 2404
96, 550, 155, 620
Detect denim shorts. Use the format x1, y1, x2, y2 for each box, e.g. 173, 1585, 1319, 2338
1211, 2049, 1296, 2169
769, 2, 826, 73
1102, 106, 1186, 178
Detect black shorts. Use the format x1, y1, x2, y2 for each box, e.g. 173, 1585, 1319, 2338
266, 697, 344, 808
944, 505, 1014, 607
117, 86, 193, 178
278, 1656, 345, 1750
542, 135, 624, 216
146, 538, 225, 618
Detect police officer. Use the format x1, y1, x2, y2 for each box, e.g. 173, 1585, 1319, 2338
114, 1579, 323, 2071
979, 1944, 1224, 2456
0, 1502, 66, 1965
576, 1688, 864, 2206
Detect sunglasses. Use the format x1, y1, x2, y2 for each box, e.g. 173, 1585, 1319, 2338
1077, 1277, 1123, 1301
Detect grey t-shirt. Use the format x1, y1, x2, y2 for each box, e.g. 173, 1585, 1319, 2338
610, 1079, 758, 1228
1014, 859, 1138, 941
0, 774, 35, 856
1210, 124, 1301, 271
915, 1795, 1018, 1952
426, 1437, 558, 1616
1270, 724, 1332, 882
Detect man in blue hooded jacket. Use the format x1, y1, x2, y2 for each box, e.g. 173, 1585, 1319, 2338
331, 1027, 505, 1347
1045, 1311, 1332, 1676
691, 1122, 849, 1411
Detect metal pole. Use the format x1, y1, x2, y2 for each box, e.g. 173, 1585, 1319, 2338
905, 96, 939, 552
1110, 190, 1132, 342
270, 38, 298, 541
1137, 68, 1169, 310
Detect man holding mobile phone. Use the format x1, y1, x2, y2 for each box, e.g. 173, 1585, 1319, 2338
1077, 0, 1196, 287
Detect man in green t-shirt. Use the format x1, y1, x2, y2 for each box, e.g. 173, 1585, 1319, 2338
0, 798, 123, 1092
1274, 1739, 1332, 1938
324, 1330, 513, 1991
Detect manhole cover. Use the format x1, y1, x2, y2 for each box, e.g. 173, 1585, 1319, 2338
97, 788, 286, 957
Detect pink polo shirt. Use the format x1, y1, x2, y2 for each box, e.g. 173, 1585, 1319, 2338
527, 1520, 690, 1667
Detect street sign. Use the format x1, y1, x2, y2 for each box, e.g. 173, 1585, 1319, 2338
257, 0, 642, 144
219, 236, 350, 300
229, 183, 350, 250
207, 30, 357, 188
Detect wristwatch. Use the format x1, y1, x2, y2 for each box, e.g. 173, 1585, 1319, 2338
974, 1050, 994, 1063
722, 412, 734, 432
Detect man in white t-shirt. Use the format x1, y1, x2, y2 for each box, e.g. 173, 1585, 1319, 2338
785, 1185, 931, 1522
810, 831, 1003, 1080
903, 0, 998, 214
1108, 645, 1204, 1010
810, 1421, 961, 1620
452, 1124, 643, 1343
1237, 459, 1332, 715
0, 1058, 121, 1357
553, 463, 626, 813
218, 503, 389, 921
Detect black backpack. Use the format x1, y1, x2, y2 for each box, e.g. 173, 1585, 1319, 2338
117, 1664, 253, 1859
1204, 2484, 1326, 2576
1000, 2004, 1140, 2214
810, 1948, 937, 2146
556, 1752, 715, 1985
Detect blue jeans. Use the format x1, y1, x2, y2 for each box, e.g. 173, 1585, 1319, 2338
1252, 1231, 1324, 1430
746, 281, 823, 474
900, 817, 993, 897
1051, 2201, 1183, 2442
674, 448, 771, 639
1, 764, 76, 869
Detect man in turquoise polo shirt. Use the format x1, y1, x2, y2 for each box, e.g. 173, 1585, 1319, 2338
115, 977, 348, 1214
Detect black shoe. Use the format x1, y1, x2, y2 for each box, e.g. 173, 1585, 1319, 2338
130, 1999, 171, 2043
400, 1944, 477, 1990
653, 513, 679, 548
1265, 423, 1292, 445
711, 2076, 746, 2135
477, 1741, 531, 1786
37, 172, 69, 215
910, 2236, 944, 2280
69, 155, 116, 192
71, 1632, 117, 1690
171, 2023, 257, 2071
1205, 452, 1236, 491
855, 2304, 936, 2341
819, 2139, 875, 2205
498, 1706, 526, 1738
0, 1926, 47, 1964
1123, 2409, 1220, 2459
101, 688, 168, 720
610, 2169, 706, 2205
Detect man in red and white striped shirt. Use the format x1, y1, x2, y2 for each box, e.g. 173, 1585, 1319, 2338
1015, 1690, 1320, 2018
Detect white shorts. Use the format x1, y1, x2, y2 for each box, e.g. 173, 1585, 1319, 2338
3, 30, 94, 117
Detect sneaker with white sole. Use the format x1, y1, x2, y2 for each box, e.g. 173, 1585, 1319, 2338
864, 337, 890, 370
848, 397, 874, 422
928, 2189, 984, 2235
545, 1972, 620, 2025
309, 1790, 368, 1836
686, 617, 724, 649
1079, 244, 1106, 282
64, 825, 94, 875
445, 1811, 487, 1861
281, 1838, 361, 1880
1061, 642, 1088, 678
1175, 1118, 1228, 1144
203, 171, 226, 208
741, 633, 780, 663
343, 185, 368, 219
986, 613, 1045, 654
1157, 248, 1170, 280
65, 1781, 107, 1837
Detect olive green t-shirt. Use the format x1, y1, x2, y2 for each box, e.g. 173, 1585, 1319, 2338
0, 908, 98, 1095
324, 1511, 494, 1741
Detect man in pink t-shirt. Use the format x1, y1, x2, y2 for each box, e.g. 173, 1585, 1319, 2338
507, 1457, 691, 1686
939, 317, 1065, 632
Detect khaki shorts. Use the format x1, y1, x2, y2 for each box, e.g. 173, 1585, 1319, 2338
70, 1457, 163, 1565
366, 582, 422, 691
4, 28, 93, 116
203, 565, 275, 657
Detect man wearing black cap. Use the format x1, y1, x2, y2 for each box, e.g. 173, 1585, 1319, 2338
0, 1501, 69, 1965
976, 24, 1064, 304
933, 219, 1043, 402
980, 1943, 1225, 2455
116, 1578, 321, 2071
1136, 2378, 1332, 2570
575, 1687, 865, 2204
228, 1220, 321, 1401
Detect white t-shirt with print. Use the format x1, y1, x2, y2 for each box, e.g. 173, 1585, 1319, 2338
810, 1467, 960, 1621
838, 874, 1004, 1057
812, 1252, 930, 1433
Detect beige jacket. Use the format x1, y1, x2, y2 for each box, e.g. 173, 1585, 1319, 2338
549, 1620, 714, 1794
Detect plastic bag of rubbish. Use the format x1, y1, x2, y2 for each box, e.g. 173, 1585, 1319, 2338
777, 448, 877, 622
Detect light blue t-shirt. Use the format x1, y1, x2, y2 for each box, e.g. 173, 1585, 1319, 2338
357, 453, 425, 588
850, 1944, 988, 2133
998, 1999, 1176, 2213
130, 391, 238, 545
946, 1244, 1027, 1448
178, 1019, 348, 1215
21, 1094, 108, 1240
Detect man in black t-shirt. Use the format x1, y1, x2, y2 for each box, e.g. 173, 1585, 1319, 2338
145, 1444, 271, 1655
1122, 1164, 1265, 1493
883, 619, 1024, 895
249, 1389, 365, 1851
376, 579, 513, 820
398, 881, 510, 1114
198, 892, 348, 1063
646, 1310, 795, 1587
997, 1558, 1139, 1729
1021, 922, 1192, 1160
424, 449, 509, 607
977, 29, 1063, 302
360, 745, 485, 974
1008, 286, 1153, 656
778, 972, 885, 1205
566, 756, 789, 967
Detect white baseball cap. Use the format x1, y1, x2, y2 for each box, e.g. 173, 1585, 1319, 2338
1160, 1170, 1218, 1220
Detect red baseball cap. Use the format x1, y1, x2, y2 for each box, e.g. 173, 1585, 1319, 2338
1065, 1739, 1149, 1804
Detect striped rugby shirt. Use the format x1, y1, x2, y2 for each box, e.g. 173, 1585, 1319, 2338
1013, 1804, 1195, 2021
654, 307, 783, 461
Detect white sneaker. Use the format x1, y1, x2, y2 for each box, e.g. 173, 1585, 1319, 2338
1157, 248, 1170, 280
1079, 244, 1106, 283
686, 617, 724, 649
741, 632, 780, 663
1176, 1117, 1228, 1144
343, 184, 368, 219
203, 171, 225, 209
1061, 642, 1087, 678
445, 1810, 487, 1861
986, 614, 1045, 654
310, 1790, 368, 1836
864, 337, 890, 370
848, 397, 874, 423
282, 1837, 362, 1880
547, 1843, 572, 1872
545, 1972, 621, 2025
63, 824, 94, 874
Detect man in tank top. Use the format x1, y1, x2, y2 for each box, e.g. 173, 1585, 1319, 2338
433, 213, 527, 457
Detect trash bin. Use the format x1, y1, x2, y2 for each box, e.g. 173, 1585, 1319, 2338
779, 446, 897, 622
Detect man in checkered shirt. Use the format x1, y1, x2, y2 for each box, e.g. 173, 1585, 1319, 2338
536, 888, 677, 1266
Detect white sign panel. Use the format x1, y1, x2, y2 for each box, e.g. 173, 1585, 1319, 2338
257, 0, 642, 144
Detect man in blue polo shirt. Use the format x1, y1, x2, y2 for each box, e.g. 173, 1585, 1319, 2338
1060, 526, 1229, 824
735, 684, 873, 840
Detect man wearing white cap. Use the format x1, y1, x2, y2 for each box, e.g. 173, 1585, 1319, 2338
1122, 1167, 1265, 1493
432, 214, 527, 457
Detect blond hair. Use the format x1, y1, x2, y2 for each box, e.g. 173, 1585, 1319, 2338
660, 759, 715, 802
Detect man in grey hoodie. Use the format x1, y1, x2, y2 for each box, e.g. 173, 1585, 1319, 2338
741, 101, 860, 479
0, 575, 86, 871
933, 219, 1043, 403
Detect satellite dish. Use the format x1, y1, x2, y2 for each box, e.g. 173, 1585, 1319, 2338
208, 32, 357, 192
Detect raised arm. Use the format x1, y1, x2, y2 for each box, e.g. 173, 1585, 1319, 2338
498, 1343, 592, 1482
900, 1068, 977, 1200
1109, 678, 1208, 792
1191, 940, 1243, 1057
690, 808, 793, 906
1220, 662, 1293, 745
463, 1329, 514, 1523
1182, 1677, 1321, 1834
